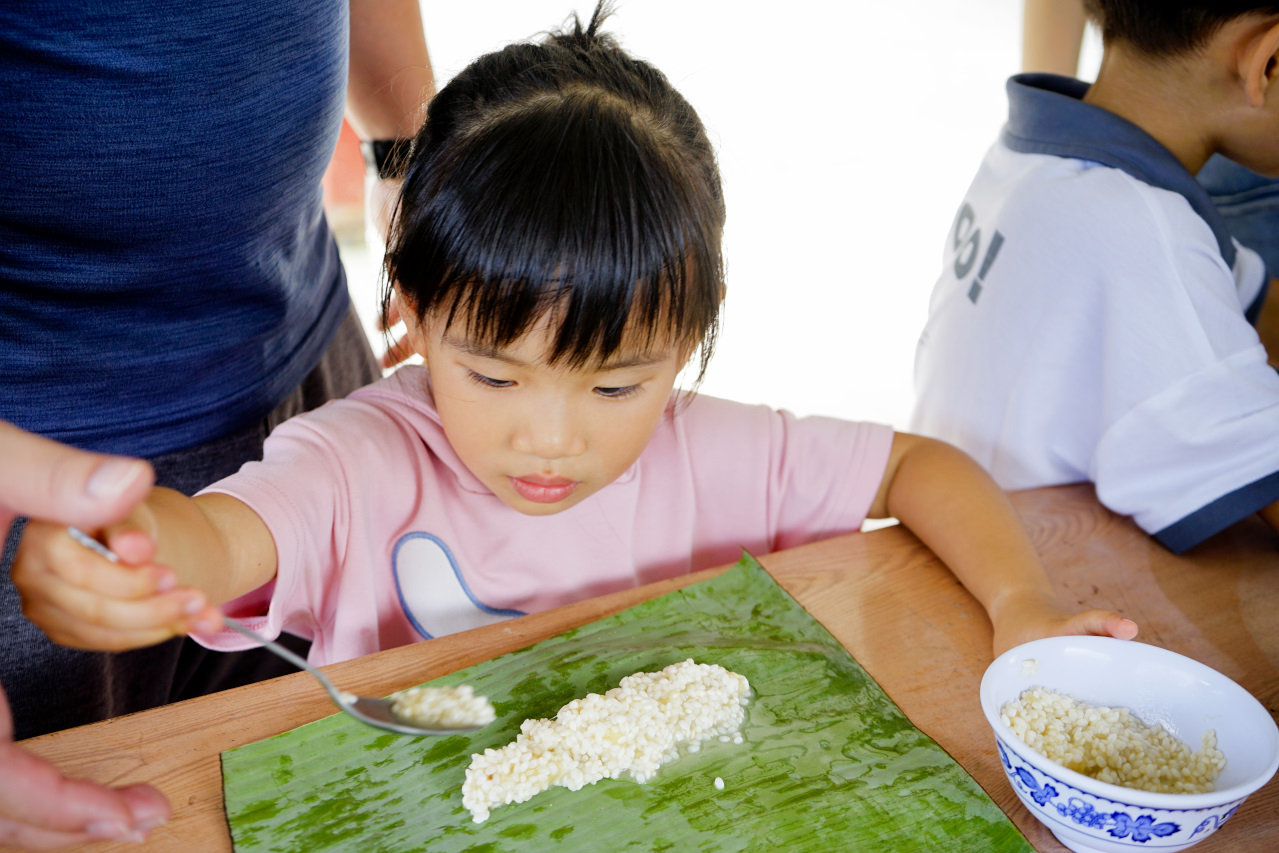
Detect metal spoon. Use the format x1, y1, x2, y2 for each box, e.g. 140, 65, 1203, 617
66, 526, 485, 738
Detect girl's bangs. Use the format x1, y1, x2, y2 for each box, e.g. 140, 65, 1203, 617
409, 95, 722, 369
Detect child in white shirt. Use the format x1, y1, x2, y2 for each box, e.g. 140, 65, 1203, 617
914, 1, 1279, 552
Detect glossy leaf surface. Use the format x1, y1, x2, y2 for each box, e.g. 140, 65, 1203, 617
222, 554, 1032, 852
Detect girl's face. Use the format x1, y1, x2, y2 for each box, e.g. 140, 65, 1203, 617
402, 302, 689, 516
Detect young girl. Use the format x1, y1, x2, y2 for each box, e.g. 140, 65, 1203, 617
14, 4, 1136, 664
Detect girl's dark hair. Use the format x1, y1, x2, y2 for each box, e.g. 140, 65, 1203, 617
384, 2, 725, 383
1082, 1, 1279, 56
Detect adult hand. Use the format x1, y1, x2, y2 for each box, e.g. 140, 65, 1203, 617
0, 420, 153, 540
0, 420, 170, 848
1, 684, 169, 848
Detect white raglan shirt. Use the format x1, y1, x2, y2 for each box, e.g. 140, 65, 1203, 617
912, 74, 1279, 553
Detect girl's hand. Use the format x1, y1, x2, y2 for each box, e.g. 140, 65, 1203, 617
991, 593, 1138, 658
12, 518, 223, 652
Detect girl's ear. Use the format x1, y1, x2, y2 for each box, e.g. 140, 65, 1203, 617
1243, 20, 1279, 108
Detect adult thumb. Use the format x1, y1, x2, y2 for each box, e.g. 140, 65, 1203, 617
0, 421, 155, 530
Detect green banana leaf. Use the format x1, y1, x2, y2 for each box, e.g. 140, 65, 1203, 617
222, 553, 1032, 852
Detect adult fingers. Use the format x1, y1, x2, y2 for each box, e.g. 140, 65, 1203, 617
0, 818, 124, 850
378, 331, 414, 369
0, 740, 162, 848
0, 421, 154, 531
119, 783, 172, 833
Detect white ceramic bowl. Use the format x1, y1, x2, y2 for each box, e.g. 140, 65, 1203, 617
980, 636, 1279, 853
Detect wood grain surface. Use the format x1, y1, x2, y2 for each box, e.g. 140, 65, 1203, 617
8, 484, 1277, 852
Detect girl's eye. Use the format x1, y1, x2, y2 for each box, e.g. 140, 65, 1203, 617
594, 384, 640, 399
467, 370, 514, 389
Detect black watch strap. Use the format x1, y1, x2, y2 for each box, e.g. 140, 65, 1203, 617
360, 138, 411, 180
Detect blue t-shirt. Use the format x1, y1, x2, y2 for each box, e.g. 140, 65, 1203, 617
0, 0, 351, 456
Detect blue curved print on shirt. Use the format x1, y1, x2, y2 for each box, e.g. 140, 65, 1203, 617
391, 532, 524, 639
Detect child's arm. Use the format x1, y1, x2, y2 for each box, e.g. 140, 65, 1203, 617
1021, 0, 1087, 75
12, 489, 276, 652
1258, 500, 1279, 536
868, 432, 1138, 657
1254, 277, 1279, 370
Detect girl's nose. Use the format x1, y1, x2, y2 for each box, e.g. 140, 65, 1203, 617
512, 404, 587, 460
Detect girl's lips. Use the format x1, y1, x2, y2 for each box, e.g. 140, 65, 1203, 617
509, 476, 579, 504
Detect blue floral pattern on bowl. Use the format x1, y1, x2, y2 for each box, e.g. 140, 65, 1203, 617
995, 738, 1244, 852
980, 638, 1279, 853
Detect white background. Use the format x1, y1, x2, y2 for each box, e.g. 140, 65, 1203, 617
344, 0, 1101, 429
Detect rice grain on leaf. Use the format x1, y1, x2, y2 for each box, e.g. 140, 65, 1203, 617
221, 553, 1034, 852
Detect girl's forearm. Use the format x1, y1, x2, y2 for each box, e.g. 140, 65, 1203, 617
883, 436, 1059, 624
144, 488, 277, 606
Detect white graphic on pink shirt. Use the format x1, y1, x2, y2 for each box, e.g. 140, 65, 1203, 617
391, 532, 524, 639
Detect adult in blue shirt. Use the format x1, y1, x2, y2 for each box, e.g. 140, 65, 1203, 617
0, 0, 433, 761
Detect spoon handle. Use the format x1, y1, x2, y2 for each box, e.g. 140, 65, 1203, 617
66, 527, 489, 737
220, 618, 345, 704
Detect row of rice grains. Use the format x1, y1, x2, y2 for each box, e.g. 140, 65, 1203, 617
1002, 687, 1225, 794
461, 659, 751, 822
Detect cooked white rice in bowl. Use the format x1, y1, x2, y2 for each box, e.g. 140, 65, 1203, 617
1001, 687, 1225, 794
980, 637, 1279, 853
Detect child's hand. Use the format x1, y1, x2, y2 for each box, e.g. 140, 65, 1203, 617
991, 593, 1138, 658
12, 518, 223, 652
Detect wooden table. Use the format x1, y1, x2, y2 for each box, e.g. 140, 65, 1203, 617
9, 484, 1278, 852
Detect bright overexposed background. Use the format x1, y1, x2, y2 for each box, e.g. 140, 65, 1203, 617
341, 0, 1101, 429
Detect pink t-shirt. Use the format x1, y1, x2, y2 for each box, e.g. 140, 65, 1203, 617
198, 367, 893, 665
